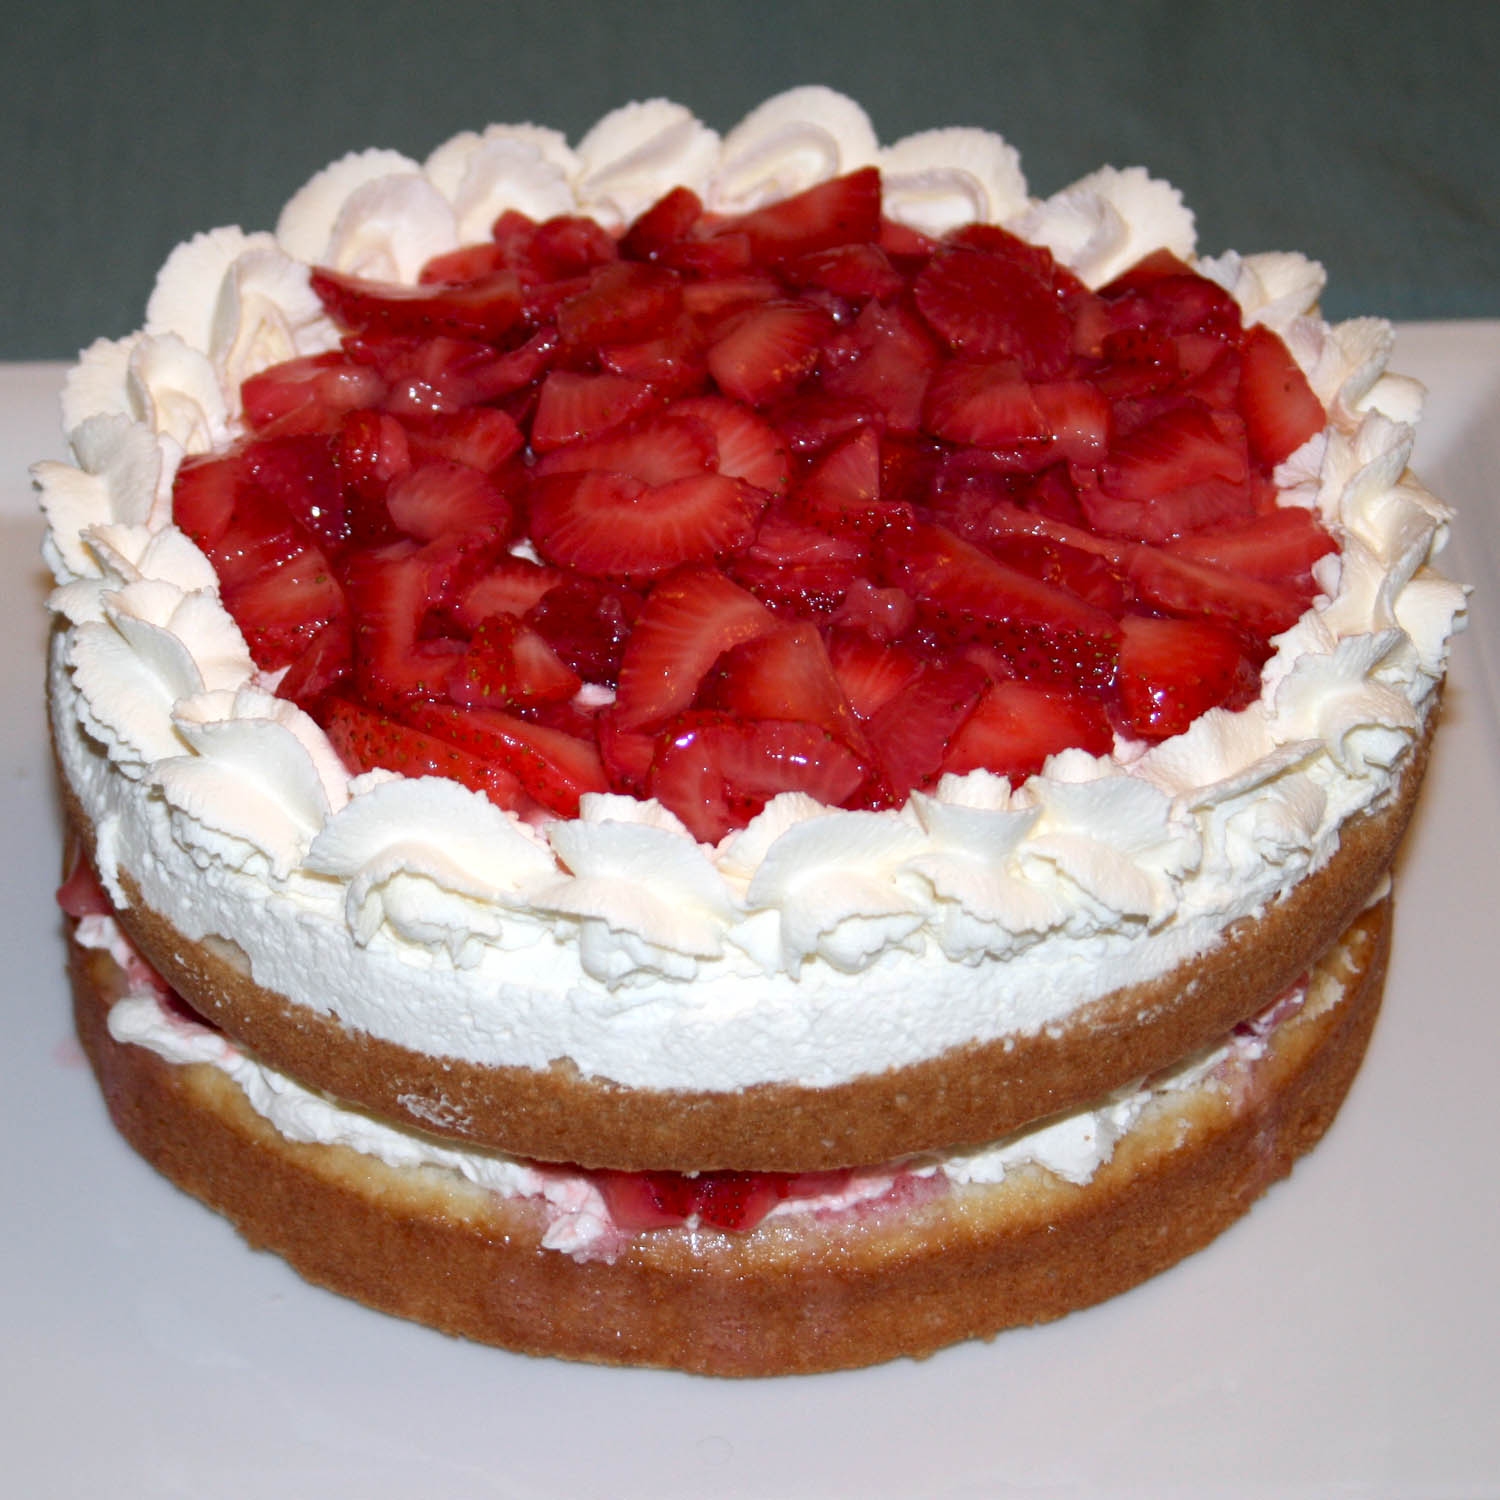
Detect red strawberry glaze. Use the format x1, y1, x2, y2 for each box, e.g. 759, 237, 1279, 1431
173, 170, 1333, 842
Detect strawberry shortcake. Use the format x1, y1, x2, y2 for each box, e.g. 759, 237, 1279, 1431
38, 87, 1465, 1373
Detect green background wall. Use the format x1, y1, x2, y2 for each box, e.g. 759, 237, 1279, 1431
5, 0, 1497, 359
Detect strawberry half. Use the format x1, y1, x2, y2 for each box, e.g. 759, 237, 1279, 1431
914, 241, 1074, 377
706, 299, 833, 407
939, 679, 1112, 781
1113, 614, 1258, 740
527, 468, 765, 581
1238, 323, 1326, 466
322, 696, 528, 811
699, 622, 870, 758
311, 265, 523, 341
403, 702, 608, 817
613, 567, 778, 731
881, 523, 1120, 690
240, 353, 387, 438
713, 167, 883, 265
448, 615, 581, 708
528, 371, 660, 451
647, 712, 869, 842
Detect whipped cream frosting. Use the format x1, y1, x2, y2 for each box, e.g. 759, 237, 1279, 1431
83, 914, 1304, 1262
38, 88, 1468, 1096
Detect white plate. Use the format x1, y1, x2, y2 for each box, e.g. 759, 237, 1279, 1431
4, 328, 1497, 1499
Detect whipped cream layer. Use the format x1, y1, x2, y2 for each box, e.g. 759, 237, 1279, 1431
38, 88, 1467, 1095
82, 913, 1304, 1263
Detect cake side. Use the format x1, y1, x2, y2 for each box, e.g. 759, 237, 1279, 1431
68, 892, 1392, 1375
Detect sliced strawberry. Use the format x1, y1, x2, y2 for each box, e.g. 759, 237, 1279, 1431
1095, 326, 1181, 398
336, 408, 412, 509
341, 539, 466, 705
790, 425, 909, 534
939, 679, 1112, 781
531, 411, 716, 485
448, 614, 581, 708
173, 447, 249, 550
818, 297, 941, 433
320, 696, 528, 810
417, 242, 508, 285
526, 577, 644, 684
1164, 505, 1337, 587
765, 387, 878, 457
529, 371, 659, 452
914, 242, 1074, 377
528, 468, 765, 581
619, 185, 705, 261
982, 528, 1129, 617
1124, 545, 1310, 644
1113, 614, 1258, 740
590, 1169, 698, 1231
403, 702, 608, 817
56, 846, 114, 919
679, 272, 781, 325
781, 241, 905, 301
204, 480, 309, 593
594, 704, 657, 792
275, 616, 353, 706
1238, 324, 1325, 466
659, 232, 757, 280
241, 353, 386, 437
700, 622, 868, 755
222, 544, 347, 672
384, 460, 514, 544
236, 434, 345, 552
827, 628, 924, 718
1101, 402, 1248, 503
1031, 379, 1111, 464
728, 502, 868, 617
879, 216, 940, 263
714, 167, 882, 265
527, 215, 619, 280
597, 316, 708, 396
1100, 250, 1243, 338
692, 1170, 791, 1231
613, 566, 778, 731
880, 523, 1120, 689
311, 265, 522, 341
404, 406, 524, 473
454, 555, 567, 629
706, 299, 832, 407
878, 432, 945, 511
666, 396, 791, 496
367, 335, 534, 419
556, 261, 684, 354
922, 359, 1049, 450
1076, 470, 1257, 545
647, 712, 868, 842
863, 659, 990, 797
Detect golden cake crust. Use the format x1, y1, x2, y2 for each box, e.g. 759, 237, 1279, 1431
60, 717, 1430, 1172
69, 896, 1391, 1376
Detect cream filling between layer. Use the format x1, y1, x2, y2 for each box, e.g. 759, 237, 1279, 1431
84, 913, 1308, 1264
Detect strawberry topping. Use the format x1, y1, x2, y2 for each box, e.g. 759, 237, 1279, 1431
174, 170, 1335, 837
